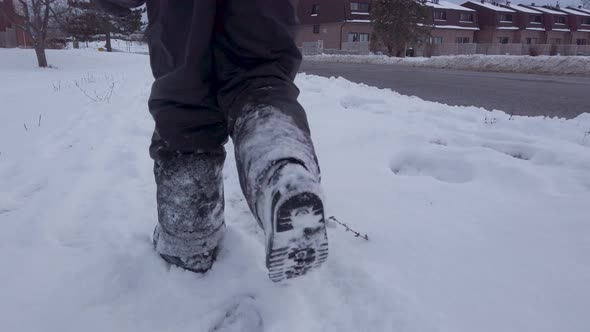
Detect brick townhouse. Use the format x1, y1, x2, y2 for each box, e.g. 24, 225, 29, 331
461, 1, 522, 43
296, 0, 479, 50
296, 0, 373, 50
501, 3, 547, 44
559, 6, 590, 45
519, 4, 572, 44
0, 0, 29, 48
425, 0, 479, 45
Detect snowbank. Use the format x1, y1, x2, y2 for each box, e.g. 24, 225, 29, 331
305, 54, 590, 75
1, 48, 589, 332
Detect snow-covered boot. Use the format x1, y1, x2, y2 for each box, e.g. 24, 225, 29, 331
152, 151, 226, 273
257, 161, 328, 282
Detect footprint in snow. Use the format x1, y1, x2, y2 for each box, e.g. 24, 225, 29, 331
390, 150, 474, 184
209, 295, 263, 332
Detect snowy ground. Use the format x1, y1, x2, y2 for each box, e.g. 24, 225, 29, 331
305, 54, 590, 76
69, 38, 149, 54
1, 49, 589, 332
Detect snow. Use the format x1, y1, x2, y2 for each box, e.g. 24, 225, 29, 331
69, 38, 149, 54
497, 26, 520, 30
425, 0, 475, 12
1, 48, 590, 332
434, 25, 480, 30
526, 27, 546, 31
507, 4, 543, 14
305, 54, 590, 76
553, 28, 572, 32
465, 1, 515, 12
560, 7, 590, 16
572, 7, 590, 15
524, 6, 566, 15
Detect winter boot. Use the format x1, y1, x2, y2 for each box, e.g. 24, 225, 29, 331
256, 161, 329, 282
152, 151, 226, 273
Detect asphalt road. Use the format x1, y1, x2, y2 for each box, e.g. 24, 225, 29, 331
299, 61, 589, 119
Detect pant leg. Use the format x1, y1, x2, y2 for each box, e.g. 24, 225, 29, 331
214, 0, 321, 215
146, 0, 227, 158
145, 0, 226, 258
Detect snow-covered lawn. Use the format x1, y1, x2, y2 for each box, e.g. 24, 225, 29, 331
305, 54, 590, 76
70, 38, 149, 54
1, 49, 589, 332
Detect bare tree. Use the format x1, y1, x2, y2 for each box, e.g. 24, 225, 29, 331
582, 0, 590, 9
0, 0, 59, 67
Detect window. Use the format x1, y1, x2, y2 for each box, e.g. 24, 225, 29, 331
499, 14, 513, 22
350, 2, 370, 13
549, 38, 561, 44
556, 16, 566, 24
456, 37, 470, 43
460, 13, 474, 22
313, 24, 320, 34
576, 39, 587, 45
530, 15, 542, 23
348, 32, 369, 42
583, 17, 590, 25
434, 10, 447, 20
311, 4, 319, 15
525, 37, 538, 44
431, 36, 443, 44
497, 37, 509, 44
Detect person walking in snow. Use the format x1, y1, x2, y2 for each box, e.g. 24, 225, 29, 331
94, 0, 328, 281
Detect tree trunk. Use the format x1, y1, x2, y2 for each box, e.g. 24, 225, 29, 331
34, 44, 48, 67
105, 31, 112, 52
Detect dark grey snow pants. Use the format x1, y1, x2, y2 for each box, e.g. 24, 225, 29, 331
145, 0, 321, 257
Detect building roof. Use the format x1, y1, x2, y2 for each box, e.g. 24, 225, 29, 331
560, 7, 590, 16
465, 1, 515, 13
522, 6, 565, 15
418, 23, 479, 30
504, 4, 542, 14
425, 0, 475, 12
567, 7, 590, 14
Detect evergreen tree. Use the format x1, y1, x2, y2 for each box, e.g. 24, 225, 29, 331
370, 0, 432, 57
64, 0, 145, 51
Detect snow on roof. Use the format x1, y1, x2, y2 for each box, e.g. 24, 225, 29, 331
465, 1, 515, 13
505, 4, 542, 14
524, 6, 565, 15
417, 23, 479, 30
560, 7, 590, 16
575, 7, 590, 15
526, 27, 546, 31
434, 25, 480, 30
496, 26, 520, 30
425, 1, 475, 12
552, 28, 571, 31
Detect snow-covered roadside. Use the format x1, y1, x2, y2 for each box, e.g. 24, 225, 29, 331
1, 48, 589, 332
305, 54, 590, 75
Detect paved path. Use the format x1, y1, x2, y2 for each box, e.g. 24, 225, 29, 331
300, 61, 589, 119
